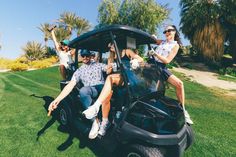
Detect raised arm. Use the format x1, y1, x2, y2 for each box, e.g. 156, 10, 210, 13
50, 29, 60, 52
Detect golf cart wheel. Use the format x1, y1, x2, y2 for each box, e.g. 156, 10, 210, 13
185, 124, 194, 150
59, 101, 73, 127
123, 144, 163, 157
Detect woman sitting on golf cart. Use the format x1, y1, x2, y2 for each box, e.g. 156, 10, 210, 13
150, 25, 193, 125
83, 43, 143, 137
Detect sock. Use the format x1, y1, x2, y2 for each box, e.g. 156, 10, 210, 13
182, 105, 186, 111
102, 118, 109, 124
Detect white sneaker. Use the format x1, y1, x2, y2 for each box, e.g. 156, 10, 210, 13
88, 119, 100, 139
184, 110, 193, 124
83, 105, 99, 119
98, 120, 111, 136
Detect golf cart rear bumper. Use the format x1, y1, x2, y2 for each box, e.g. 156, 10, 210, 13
119, 122, 187, 156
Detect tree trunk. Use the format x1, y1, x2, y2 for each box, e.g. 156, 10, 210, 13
192, 20, 225, 63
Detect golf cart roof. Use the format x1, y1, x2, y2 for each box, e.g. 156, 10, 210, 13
69, 24, 156, 52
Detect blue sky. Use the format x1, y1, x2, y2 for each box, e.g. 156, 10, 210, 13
0, 0, 188, 59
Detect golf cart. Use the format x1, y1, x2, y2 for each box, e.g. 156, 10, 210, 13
57, 25, 194, 157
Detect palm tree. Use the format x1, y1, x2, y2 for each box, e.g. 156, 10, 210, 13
22, 41, 46, 61
58, 12, 76, 34
52, 26, 71, 42
74, 17, 90, 36
38, 23, 51, 47
180, 0, 226, 63
58, 12, 91, 36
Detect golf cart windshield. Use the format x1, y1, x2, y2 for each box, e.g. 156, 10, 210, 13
122, 59, 163, 98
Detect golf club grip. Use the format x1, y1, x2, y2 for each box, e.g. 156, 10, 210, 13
47, 110, 52, 117
48, 25, 57, 32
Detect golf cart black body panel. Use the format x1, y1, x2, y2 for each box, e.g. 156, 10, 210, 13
118, 122, 187, 153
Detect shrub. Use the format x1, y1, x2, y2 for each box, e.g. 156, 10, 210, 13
218, 68, 225, 75
225, 67, 236, 77
45, 47, 57, 57
0, 58, 13, 69
30, 60, 52, 69
22, 41, 47, 61
218, 67, 236, 77
43, 56, 58, 64
8, 62, 28, 71
15, 56, 29, 64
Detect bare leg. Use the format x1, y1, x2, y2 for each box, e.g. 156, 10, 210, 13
97, 74, 121, 103
101, 91, 113, 119
59, 65, 67, 80
167, 75, 185, 107
167, 75, 193, 124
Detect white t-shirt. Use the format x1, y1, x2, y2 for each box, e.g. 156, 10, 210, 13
154, 40, 177, 63
57, 50, 73, 68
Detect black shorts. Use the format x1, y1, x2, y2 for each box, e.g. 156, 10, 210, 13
156, 62, 172, 81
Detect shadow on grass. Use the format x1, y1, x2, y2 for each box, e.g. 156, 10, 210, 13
56, 127, 115, 157
30, 94, 57, 140
30, 94, 114, 157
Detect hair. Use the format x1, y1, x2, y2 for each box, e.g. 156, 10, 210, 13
170, 25, 182, 46
108, 42, 116, 63
59, 41, 70, 51
108, 48, 115, 63
60, 44, 70, 52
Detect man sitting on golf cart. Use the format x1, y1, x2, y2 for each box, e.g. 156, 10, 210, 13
48, 49, 112, 139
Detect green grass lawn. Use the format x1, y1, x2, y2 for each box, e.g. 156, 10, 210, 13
218, 75, 236, 83
0, 67, 236, 157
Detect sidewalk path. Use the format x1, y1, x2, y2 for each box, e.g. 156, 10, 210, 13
173, 67, 236, 90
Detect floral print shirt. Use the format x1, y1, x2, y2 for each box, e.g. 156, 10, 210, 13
71, 62, 107, 86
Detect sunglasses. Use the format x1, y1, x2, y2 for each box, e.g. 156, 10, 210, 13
163, 29, 175, 34
81, 54, 90, 58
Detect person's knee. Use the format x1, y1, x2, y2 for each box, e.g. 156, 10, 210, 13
79, 87, 91, 97
79, 88, 93, 109
106, 75, 113, 82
